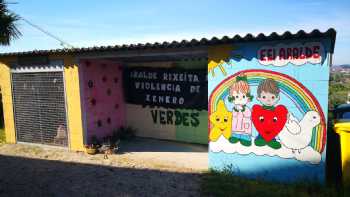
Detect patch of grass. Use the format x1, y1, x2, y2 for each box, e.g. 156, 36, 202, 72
200, 169, 341, 197
0, 128, 5, 144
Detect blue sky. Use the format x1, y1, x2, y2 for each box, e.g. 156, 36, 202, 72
1, 0, 349, 64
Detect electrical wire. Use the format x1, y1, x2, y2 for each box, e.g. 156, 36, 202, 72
5, 2, 74, 48
20, 17, 74, 48
6, 1, 75, 49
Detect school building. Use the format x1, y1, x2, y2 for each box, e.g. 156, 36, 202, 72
0, 28, 336, 157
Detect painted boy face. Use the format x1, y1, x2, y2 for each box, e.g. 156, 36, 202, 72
257, 91, 279, 106
231, 91, 249, 105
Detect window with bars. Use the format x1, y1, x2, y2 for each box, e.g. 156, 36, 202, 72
11, 71, 68, 147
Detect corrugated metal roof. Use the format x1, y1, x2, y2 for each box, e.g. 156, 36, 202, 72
0, 28, 336, 57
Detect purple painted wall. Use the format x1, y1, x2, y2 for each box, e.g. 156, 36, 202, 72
79, 59, 125, 142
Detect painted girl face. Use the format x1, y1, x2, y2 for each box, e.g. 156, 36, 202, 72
257, 91, 279, 106
231, 91, 250, 105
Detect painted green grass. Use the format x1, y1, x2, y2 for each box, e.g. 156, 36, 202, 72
200, 169, 344, 197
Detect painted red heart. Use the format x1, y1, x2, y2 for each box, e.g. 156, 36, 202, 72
252, 105, 288, 142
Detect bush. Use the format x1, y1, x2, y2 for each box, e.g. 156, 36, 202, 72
329, 72, 350, 110
89, 135, 101, 148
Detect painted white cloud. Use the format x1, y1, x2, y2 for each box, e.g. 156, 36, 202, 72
257, 42, 324, 66
209, 136, 322, 164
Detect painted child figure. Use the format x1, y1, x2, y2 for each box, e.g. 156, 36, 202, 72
252, 78, 288, 149
228, 75, 253, 146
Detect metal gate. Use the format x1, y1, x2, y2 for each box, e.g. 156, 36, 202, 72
11, 68, 68, 147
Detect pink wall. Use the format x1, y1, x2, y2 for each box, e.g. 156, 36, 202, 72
79, 59, 125, 142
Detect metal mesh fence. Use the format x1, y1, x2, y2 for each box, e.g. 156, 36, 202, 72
11, 72, 68, 147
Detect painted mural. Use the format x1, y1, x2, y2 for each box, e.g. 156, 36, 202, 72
208, 40, 332, 182
124, 67, 207, 110
125, 60, 208, 144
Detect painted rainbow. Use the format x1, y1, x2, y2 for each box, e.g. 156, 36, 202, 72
209, 69, 326, 153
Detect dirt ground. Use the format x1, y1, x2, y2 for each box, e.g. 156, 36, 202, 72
0, 138, 208, 197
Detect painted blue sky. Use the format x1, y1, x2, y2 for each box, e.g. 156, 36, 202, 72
1, 0, 349, 64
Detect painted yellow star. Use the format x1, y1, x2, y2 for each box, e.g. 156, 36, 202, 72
209, 100, 232, 141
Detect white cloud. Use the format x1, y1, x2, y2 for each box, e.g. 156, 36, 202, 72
209, 136, 322, 164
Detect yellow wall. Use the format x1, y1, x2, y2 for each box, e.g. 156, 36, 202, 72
60, 56, 85, 151
0, 58, 16, 143
0, 55, 85, 151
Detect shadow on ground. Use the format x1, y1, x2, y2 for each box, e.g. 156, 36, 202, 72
0, 154, 201, 197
